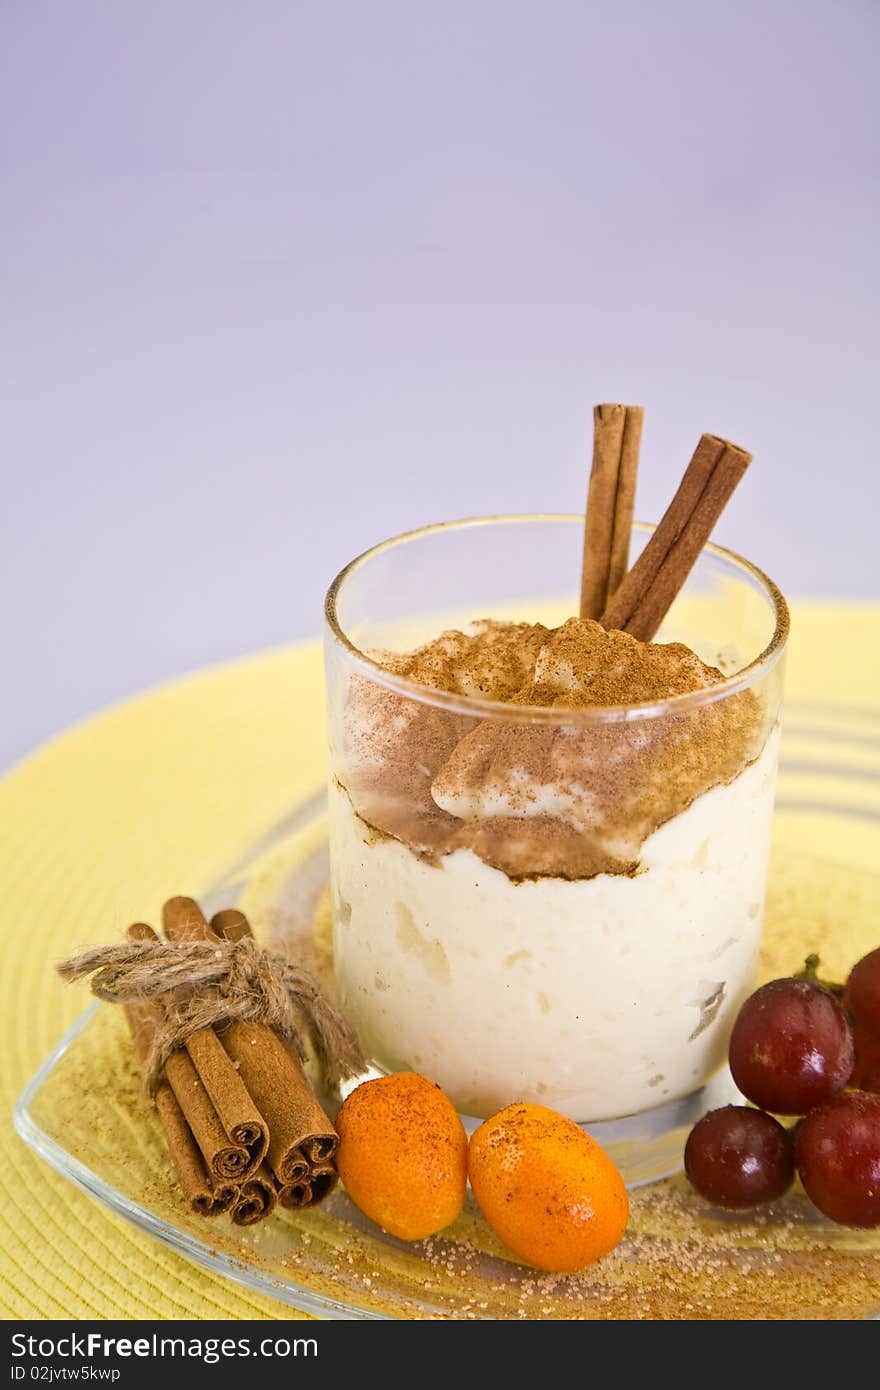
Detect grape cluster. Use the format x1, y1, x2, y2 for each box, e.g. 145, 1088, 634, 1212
684, 945, 880, 1228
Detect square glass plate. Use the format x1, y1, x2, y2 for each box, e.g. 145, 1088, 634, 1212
15, 703, 880, 1319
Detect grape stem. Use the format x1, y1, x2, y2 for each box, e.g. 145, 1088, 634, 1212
796, 954, 845, 999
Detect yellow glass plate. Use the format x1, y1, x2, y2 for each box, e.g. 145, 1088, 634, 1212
14, 707, 880, 1319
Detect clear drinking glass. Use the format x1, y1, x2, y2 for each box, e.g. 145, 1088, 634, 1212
324, 516, 788, 1165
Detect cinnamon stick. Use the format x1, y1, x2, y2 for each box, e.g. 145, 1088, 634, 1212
124, 925, 238, 1216
209, 908, 340, 1200
580, 403, 644, 620
223, 1024, 335, 1190
159, 898, 269, 1180
231, 1165, 278, 1227
278, 1167, 337, 1210
278, 1180, 313, 1210
601, 433, 751, 641
306, 1166, 338, 1203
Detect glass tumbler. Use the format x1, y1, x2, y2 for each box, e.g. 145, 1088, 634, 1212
324, 516, 788, 1158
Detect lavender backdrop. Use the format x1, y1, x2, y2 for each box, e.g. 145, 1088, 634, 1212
2, 1, 878, 771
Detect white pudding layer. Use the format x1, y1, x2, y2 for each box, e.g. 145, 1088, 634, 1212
329, 727, 779, 1122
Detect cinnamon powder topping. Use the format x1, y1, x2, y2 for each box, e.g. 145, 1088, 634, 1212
337, 618, 767, 880
378, 620, 551, 700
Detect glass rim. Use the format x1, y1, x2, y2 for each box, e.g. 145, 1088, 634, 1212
324, 514, 790, 724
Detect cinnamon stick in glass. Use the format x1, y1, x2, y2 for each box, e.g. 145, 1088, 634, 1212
580, 403, 644, 620
124, 925, 238, 1216
209, 907, 340, 1200
159, 899, 268, 1181
601, 433, 751, 641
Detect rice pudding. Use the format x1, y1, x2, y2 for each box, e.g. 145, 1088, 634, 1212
328, 617, 779, 1122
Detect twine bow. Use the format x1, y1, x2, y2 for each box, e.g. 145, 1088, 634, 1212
58, 936, 366, 1097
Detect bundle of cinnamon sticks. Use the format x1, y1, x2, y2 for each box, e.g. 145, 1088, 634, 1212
579, 404, 752, 641
125, 897, 341, 1225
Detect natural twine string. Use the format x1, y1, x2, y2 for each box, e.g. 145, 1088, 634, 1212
58, 937, 366, 1096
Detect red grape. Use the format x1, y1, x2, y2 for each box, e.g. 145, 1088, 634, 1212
684, 1105, 795, 1209
844, 946, 880, 1036
795, 1091, 880, 1228
849, 1021, 880, 1094
728, 978, 854, 1114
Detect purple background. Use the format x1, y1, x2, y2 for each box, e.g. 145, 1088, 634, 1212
2, 1, 878, 771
